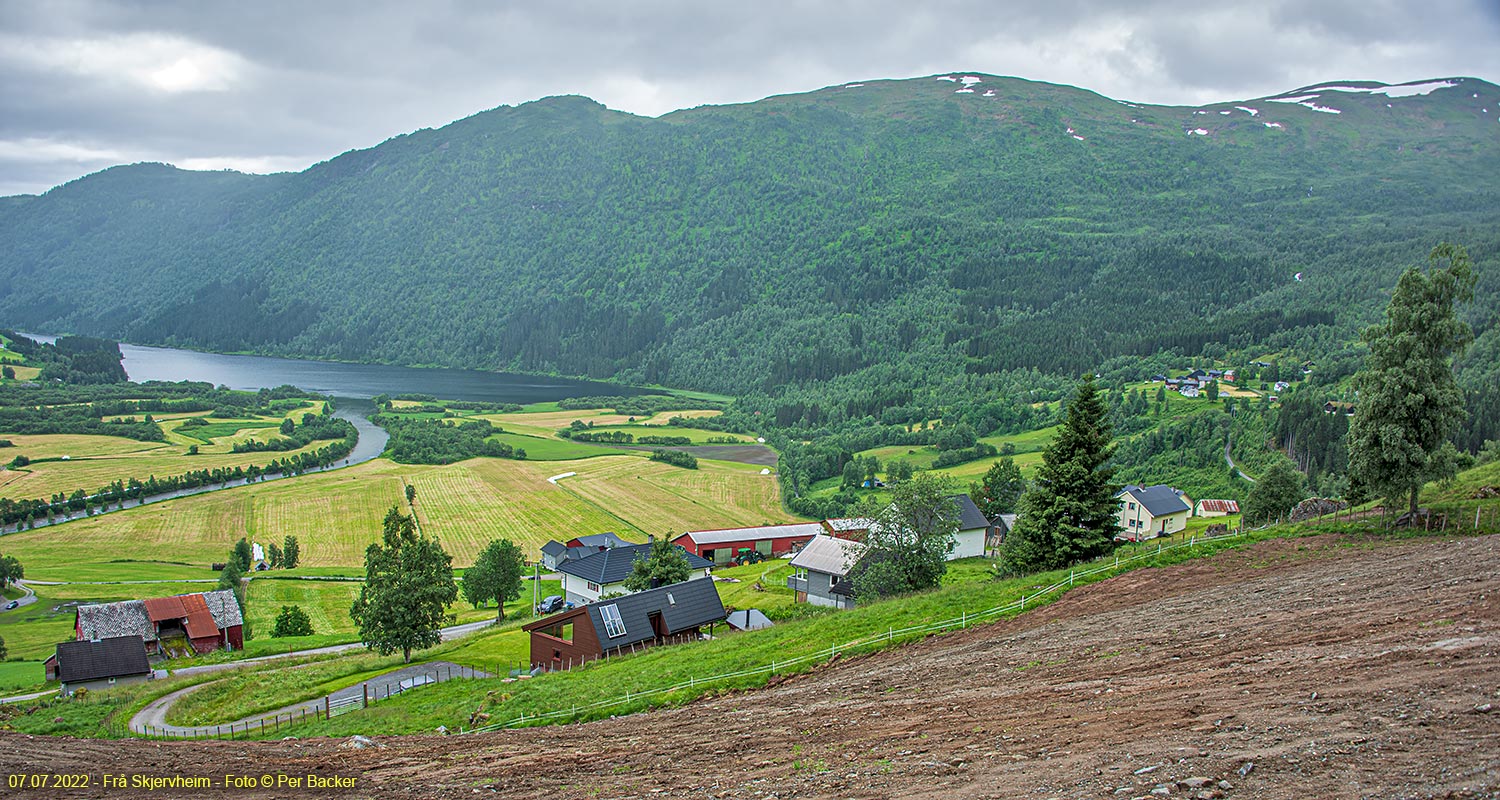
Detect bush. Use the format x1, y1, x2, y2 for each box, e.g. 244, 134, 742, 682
649, 449, 697, 469
270, 605, 314, 638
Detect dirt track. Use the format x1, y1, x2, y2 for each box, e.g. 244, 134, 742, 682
3, 533, 1497, 799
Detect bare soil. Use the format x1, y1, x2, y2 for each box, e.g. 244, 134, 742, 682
4, 533, 1497, 799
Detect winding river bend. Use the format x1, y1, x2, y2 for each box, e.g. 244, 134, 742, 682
4, 340, 647, 530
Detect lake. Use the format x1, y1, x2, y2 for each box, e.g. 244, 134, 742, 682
117, 343, 649, 404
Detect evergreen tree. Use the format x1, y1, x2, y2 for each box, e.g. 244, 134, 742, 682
267, 542, 283, 569
349, 506, 458, 662
849, 471, 958, 599
271, 605, 314, 638
461, 539, 526, 619
970, 457, 1025, 517
1243, 457, 1307, 525
282, 535, 300, 569
1348, 243, 1477, 516
623, 538, 692, 593
231, 537, 253, 571
1001, 376, 1120, 573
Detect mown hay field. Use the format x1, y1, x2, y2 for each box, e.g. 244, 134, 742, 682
2, 449, 792, 581
555, 455, 806, 535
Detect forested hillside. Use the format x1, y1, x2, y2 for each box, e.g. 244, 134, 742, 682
1, 74, 1497, 429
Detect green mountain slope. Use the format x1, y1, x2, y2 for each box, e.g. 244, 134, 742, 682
1, 74, 1496, 409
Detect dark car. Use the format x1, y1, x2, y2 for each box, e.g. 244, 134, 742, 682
4, 600, 17, 610
537, 595, 566, 614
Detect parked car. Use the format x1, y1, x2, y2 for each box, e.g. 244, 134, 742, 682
537, 595, 566, 614
4, 600, 17, 610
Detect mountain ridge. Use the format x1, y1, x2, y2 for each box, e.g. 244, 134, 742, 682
1, 72, 1495, 430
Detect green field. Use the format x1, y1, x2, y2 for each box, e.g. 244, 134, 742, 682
0, 402, 330, 503
0, 446, 790, 596
0, 580, 216, 661
484, 431, 629, 460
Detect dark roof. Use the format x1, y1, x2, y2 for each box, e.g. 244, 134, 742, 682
540, 540, 569, 557
585, 577, 726, 649
556, 543, 712, 586
56, 636, 150, 684
1120, 484, 1192, 517
569, 532, 631, 549
948, 494, 991, 531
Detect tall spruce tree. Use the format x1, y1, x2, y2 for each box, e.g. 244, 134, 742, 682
1348, 243, 1476, 516
350, 506, 458, 662
1001, 376, 1120, 573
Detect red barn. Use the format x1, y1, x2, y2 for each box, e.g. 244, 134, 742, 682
75, 590, 244, 655
672, 522, 824, 566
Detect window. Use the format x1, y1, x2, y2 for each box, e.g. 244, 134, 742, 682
830, 575, 841, 587
1128, 502, 1136, 511
600, 604, 627, 638
587, 581, 599, 592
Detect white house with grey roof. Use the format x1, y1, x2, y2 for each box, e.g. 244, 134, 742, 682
556, 543, 714, 605
1116, 484, 1192, 541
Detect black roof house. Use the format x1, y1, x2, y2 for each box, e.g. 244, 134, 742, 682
948, 493, 992, 531
556, 543, 713, 587
55, 636, 150, 685
1118, 484, 1192, 517
582, 577, 727, 650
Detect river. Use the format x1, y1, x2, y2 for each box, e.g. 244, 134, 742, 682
4, 338, 652, 531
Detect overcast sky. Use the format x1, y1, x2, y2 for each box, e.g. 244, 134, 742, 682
2, 0, 1497, 196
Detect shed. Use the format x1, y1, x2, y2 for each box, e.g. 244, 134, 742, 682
673, 522, 824, 566
54, 636, 152, 695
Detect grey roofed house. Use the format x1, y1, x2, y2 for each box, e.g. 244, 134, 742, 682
725, 608, 774, 631
76, 599, 153, 642
789, 534, 867, 577
540, 540, 571, 569
200, 589, 244, 629
1117, 484, 1192, 517
571, 532, 631, 549
55, 636, 151, 693
557, 542, 713, 587
949, 493, 991, 531
583, 576, 726, 650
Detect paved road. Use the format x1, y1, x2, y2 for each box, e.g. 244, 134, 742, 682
1225, 439, 1256, 483
131, 660, 491, 737
0, 579, 37, 614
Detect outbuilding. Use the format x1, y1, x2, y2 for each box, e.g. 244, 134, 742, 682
53, 636, 152, 695
672, 522, 824, 566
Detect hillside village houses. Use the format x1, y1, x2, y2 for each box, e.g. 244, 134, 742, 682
787, 534, 867, 609
556, 542, 714, 605
1116, 484, 1193, 541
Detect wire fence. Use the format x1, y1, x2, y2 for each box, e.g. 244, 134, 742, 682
133, 661, 487, 740
467, 527, 1250, 734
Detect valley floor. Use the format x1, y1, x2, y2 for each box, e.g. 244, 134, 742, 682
3, 532, 1496, 799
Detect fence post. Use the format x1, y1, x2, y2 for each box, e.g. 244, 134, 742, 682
363, 683, 369, 708
961, 611, 966, 629
324, 696, 330, 720
1069, 569, 1074, 586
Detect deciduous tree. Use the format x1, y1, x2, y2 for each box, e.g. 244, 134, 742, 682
1243, 457, 1307, 525
970, 457, 1025, 518
271, 605, 313, 638
623, 538, 692, 592
461, 539, 526, 619
849, 471, 958, 599
350, 506, 458, 662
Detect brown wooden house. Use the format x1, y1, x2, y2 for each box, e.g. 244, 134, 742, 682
523, 577, 727, 671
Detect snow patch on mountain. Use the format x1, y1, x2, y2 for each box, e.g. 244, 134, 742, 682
1235, 106, 1259, 116
1300, 102, 1341, 114
960, 76, 983, 86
